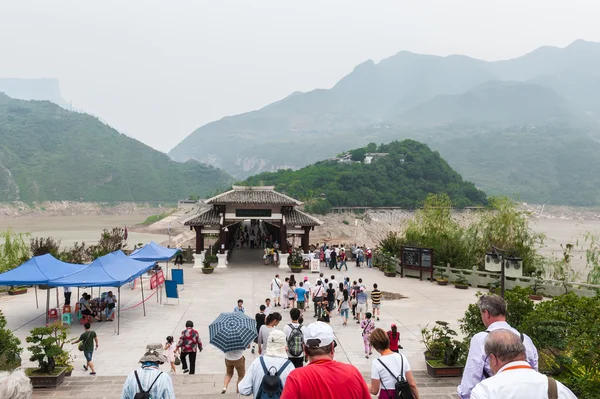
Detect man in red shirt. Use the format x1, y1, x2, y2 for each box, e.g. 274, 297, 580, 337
281, 322, 370, 399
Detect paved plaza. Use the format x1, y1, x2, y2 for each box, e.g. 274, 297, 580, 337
3, 248, 478, 396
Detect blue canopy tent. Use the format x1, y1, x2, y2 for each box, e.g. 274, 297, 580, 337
48, 251, 156, 335
0, 254, 88, 318
129, 241, 179, 262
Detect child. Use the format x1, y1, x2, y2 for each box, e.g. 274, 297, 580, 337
252, 305, 267, 354
164, 336, 178, 374
360, 312, 375, 358
264, 298, 272, 316
388, 324, 403, 352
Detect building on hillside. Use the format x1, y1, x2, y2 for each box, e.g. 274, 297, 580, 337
183, 186, 322, 268
364, 152, 390, 164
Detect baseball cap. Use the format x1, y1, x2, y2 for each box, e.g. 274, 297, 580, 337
304, 276, 309, 281
303, 322, 335, 348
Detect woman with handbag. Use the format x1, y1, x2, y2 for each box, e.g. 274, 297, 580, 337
369, 328, 419, 399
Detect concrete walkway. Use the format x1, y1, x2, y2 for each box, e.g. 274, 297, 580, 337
3, 248, 478, 396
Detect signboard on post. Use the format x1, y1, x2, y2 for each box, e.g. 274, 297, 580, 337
165, 280, 179, 299
400, 247, 434, 281
310, 259, 320, 273
171, 269, 184, 285
150, 270, 165, 290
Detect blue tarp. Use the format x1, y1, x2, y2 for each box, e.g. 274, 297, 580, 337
129, 241, 179, 262
0, 254, 87, 286
48, 251, 156, 287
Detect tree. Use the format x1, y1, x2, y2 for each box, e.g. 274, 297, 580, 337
87, 227, 126, 260
0, 229, 30, 273
0, 310, 22, 371
30, 237, 61, 257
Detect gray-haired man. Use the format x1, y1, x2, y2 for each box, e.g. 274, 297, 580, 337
471, 329, 577, 398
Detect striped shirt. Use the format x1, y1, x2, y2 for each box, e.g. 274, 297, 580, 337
121, 366, 175, 399
371, 289, 382, 305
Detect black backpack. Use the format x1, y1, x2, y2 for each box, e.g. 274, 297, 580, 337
256, 357, 290, 399
134, 370, 163, 399
377, 354, 414, 399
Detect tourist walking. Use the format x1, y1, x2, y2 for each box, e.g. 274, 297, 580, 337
302, 276, 311, 311
388, 324, 403, 352
282, 278, 291, 309
371, 283, 382, 321
356, 286, 368, 324
264, 298, 272, 315
369, 328, 420, 399
312, 281, 325, 319
283, 308, 305, 368
271, 274, 282, 307
280, 322, 371, 399
356, 247, 364, 267
177, 320, 203, 375
324, 246, 331, 267
257, 312, 282, 355
238, 330, 294, 397
294, 282, 306, 310
338, 249, 348, 271
288, 275, 297, 309
121, 343, 175, 399
252, 305, 267, 354
457, 295, 539, 399
336, 282, 344, 310
361, 313, 375, 358
329, 249, 337, 270
73, 322, 98, 375
164, 336, 179, 374
339, 289, 350, 325
365, 247, 373, 268
471, 330, 576, 399
234, 299, 245, 313
221, 349, 246, 394
326, 283, 336, 313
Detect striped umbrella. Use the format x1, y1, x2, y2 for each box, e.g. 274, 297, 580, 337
209, 312, 257, 353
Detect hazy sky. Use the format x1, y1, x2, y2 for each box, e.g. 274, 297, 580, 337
1, 0, 599, 152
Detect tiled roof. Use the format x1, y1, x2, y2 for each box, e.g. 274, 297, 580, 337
284, 208, 323, 227
206, 186, 302, 206
184, 208, 220, 226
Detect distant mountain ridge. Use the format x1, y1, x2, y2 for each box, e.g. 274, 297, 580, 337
0, 78, 69, 108
0, 93, 232, 202
168, 39, 600, 205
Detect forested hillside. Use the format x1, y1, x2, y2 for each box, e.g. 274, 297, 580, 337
242, 140, 487, 213
0, 93, 232, 202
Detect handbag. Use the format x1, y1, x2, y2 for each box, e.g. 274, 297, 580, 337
377, 354, 414, 399
174, 356, 181, 366
78, 332, 91, 352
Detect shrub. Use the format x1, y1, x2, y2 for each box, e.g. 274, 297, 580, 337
379, 231, 403, 257
0, 310, 22, 371
0, 229, 31, 273
30, 236, 61, 257
26, 325, 63, 374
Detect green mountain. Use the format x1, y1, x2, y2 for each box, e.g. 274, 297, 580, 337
242, 140, 487, 212
169, 39, 600, 206
391, 81, 580, 125
0, 93, 232, 202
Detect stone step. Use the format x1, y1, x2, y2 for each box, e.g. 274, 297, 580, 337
32, 371, 460, 398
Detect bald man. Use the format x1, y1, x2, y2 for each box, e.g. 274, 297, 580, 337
471, 329, 577, 399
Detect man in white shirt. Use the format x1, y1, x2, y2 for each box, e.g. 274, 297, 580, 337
238, 330, 294, 396
471, 329, 577, 399
458, 295, 539, 399
271, 274, 282, 307
324, 248, 331, 265
329, 275, 339, 292
303, 277, 311, 311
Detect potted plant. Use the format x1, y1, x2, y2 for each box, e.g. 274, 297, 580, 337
529, 270, 545, 300
50, 321, 74, 377
25, 325, 67, 388
453, 274, 469, 289
201, 259, 214, 274
0, 310, 23, 371
290, 257, 303, 273
205, 254, 218, 266
384, 261, 397, 277
421, 321, 465, 378
8, 286, 28, 295
436, 271, 448, 286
